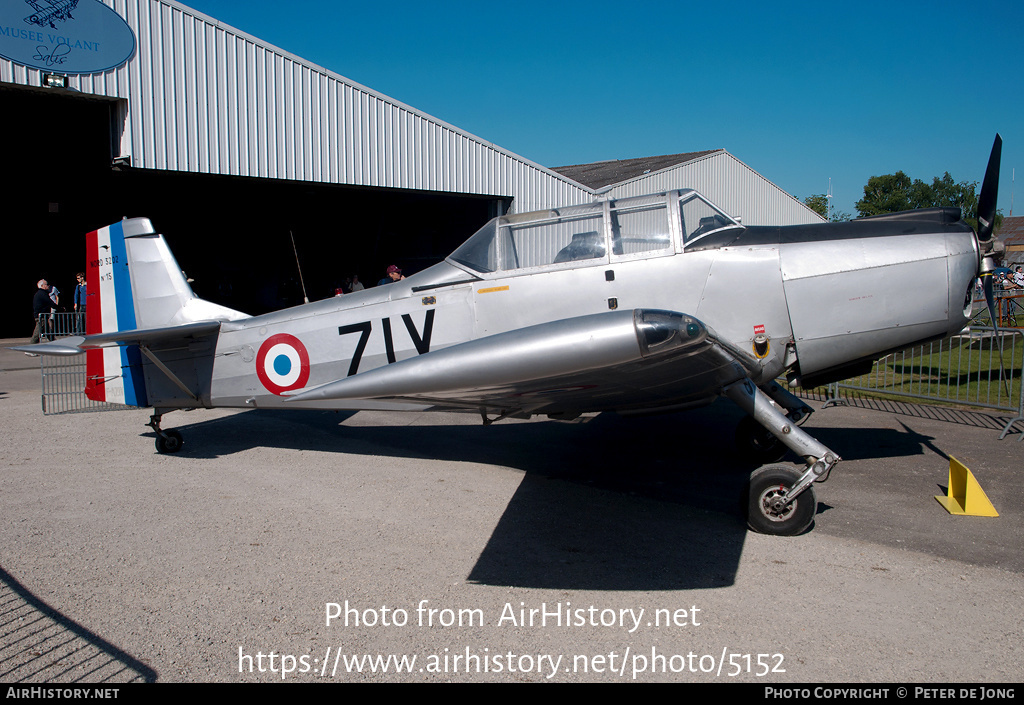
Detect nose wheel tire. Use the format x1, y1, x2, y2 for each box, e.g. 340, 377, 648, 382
155, 429, 184, 454
746, 464, 816, 536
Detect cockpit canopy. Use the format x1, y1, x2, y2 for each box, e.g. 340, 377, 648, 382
447, 189, 740, 274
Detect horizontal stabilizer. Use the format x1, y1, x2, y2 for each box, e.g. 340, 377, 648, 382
10, 321, 224, 356
79, 321, 223, 349
9, 338, 87, 356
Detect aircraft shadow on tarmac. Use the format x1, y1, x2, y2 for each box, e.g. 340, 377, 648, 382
0, 565, 157, 683
809, 420, 944, 462
150, 402, 944, 591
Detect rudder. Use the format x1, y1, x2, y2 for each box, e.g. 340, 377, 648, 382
82, 218, 248, 406
85, 220, 148, 405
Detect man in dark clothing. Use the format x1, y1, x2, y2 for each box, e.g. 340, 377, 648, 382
30, 280, 54, 344
74, 272, 87, 334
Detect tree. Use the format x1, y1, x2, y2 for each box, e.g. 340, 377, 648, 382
855, 171, 927, 216
803, 194, 851, 222
804, 194, 828, 218
855, 170, 1001, 230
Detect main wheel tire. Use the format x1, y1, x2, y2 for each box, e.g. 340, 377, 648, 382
735, 415, 788, 464
745, 464, 816, 536
155, 429, 184, 454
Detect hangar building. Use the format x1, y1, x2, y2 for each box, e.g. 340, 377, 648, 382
0, 0, 822, 336
996, 216, 1024, 268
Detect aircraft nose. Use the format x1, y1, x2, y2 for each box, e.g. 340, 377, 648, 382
949, 231, 982, 330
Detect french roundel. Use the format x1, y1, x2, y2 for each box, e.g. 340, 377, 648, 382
256, 334, 311, 395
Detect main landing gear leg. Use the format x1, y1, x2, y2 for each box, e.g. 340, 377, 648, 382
724, 379, 840, 536
732, 380, 814, 464
148, 409, 184, 454
761, 379, 814, 426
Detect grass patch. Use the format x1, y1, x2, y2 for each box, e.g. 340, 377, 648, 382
801, 330, 1023, 412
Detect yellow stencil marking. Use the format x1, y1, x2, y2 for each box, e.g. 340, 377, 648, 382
477, 286, 510, 294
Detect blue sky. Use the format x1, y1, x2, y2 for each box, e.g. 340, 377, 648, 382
182, 0, 1023, 218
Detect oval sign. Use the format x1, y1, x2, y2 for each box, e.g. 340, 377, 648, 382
0, 0, 136, 74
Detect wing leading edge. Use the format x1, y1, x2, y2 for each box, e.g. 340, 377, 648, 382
287, 309, 760, 416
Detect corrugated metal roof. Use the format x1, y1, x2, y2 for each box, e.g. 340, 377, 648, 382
998, 215, 1024, 264
551, 151, 722, 189
997, 215, 1024, 242
560, 150, 825, 226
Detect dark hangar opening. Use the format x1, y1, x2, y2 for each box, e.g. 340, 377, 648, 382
1, 85, 508, 337
107, 171, 506, 316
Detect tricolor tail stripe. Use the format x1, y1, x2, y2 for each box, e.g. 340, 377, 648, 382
84, 221, 148, 407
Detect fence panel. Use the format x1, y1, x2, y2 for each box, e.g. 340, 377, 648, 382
815, 326, 1024, 439
36, 313, 133, 416
34, 311, 85, 339
990, 291, 1024, 329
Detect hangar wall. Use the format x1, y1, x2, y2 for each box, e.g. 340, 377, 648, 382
0, 0, 825, 224
0, 0, 592, 214
603, 151, 824, 226
0, 0, 827, 339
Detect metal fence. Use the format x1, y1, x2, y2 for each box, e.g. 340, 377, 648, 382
36, 313, 132, 416
34, 310, 86, 339
814, 325, 1024, 440
990, 290, 1024, 329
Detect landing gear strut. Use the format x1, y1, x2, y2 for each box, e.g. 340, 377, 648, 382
725, 379, 839, 536
148, 411, 184, 454
734, 380, 813, 464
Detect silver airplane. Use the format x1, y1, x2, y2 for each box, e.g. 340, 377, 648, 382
16, 136, 1004, 536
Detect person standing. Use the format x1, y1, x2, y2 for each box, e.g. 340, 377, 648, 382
74, 272, 87, 334
30, 280, 54, 345
46, 280, 61, 337
350, 274, 364, 292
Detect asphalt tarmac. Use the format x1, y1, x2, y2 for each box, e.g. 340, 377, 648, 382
1, 340, 1022, 683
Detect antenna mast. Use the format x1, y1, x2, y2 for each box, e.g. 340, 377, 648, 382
826, 178, 834, 222
290, 230, 310, 304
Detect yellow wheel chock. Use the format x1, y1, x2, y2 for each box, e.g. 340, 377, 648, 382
934, 457, 999, 517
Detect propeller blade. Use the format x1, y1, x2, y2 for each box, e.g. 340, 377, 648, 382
980, 272, 1012, 397
983, 273, 998, 329
976, 134, 1002, 242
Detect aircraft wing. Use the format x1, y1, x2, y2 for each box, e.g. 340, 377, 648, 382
288, 309, 762, 417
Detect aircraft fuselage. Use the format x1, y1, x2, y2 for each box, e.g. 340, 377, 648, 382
181, 196, 978, 417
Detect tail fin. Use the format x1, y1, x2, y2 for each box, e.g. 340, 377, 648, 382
84, 218, 248, 405
85, 218, 248, 334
